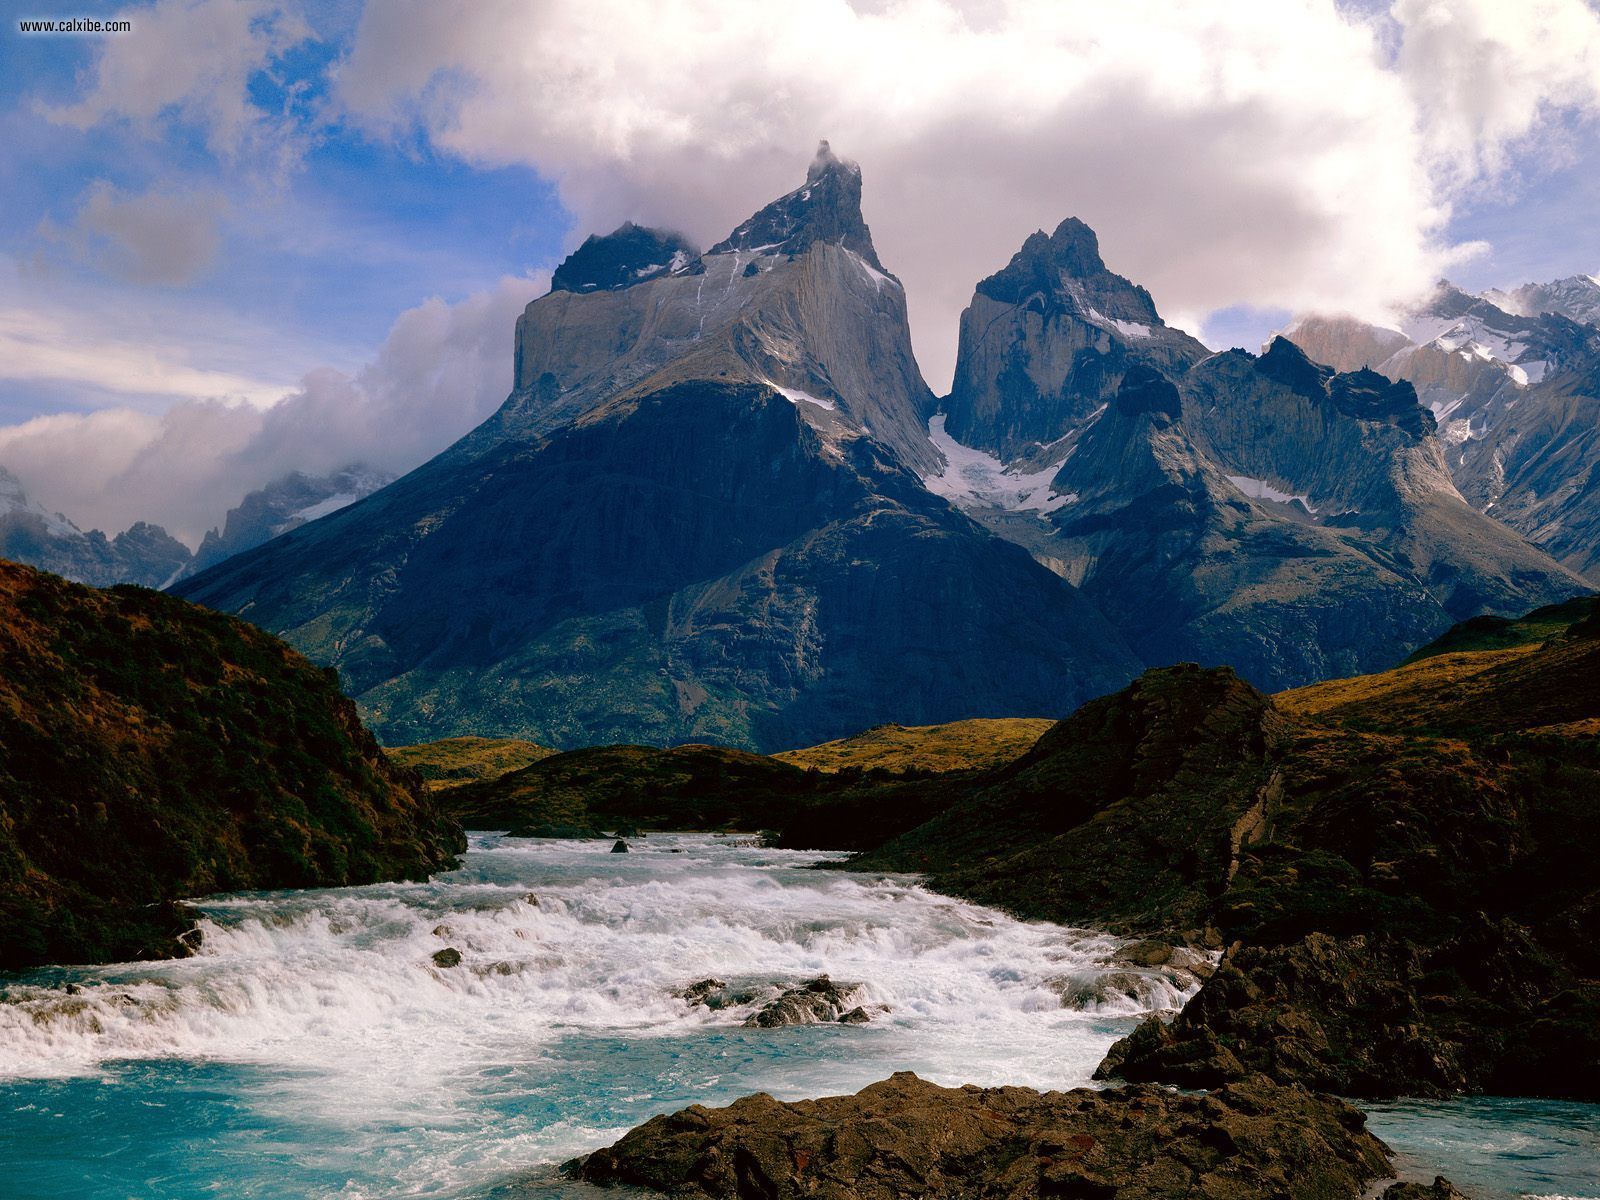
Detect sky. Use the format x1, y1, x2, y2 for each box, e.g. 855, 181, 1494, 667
1, 0, 1598, 545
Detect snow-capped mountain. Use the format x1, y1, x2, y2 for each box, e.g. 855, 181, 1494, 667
0, 467, 190, 589
1287, 282, 1600, 579
170, 150, 1594, 744
926, 240, 1584, 685
1484, 274, 1600, 330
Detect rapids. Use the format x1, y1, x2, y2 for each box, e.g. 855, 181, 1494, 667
0, 834, 1594, 1199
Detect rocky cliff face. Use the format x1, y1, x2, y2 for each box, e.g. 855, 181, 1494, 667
1180, 338, 1586, 620
0, 558, 463, 969
463, 142, 938, 477
1288, 284, 1600, 580
943, 218, 1208, 459
0, 467, 190, 589
930, 231, 1587, 689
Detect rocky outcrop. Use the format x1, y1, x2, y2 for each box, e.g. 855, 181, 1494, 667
551, 222, 701, 293
848, 611, 1600, 1102
742, 976, 870, 1027
568, 1070, 1399, 1200
0, 559, 464, 969
0, 467, 190, 588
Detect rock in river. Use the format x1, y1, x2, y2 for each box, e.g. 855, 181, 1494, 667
568, 1070, 1406, 1199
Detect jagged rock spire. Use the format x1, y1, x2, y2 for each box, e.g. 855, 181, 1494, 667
708, 141, 885, 270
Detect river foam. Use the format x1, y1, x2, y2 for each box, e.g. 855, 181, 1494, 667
4, 834, 1593, 1200
0, 834, 1191, 1199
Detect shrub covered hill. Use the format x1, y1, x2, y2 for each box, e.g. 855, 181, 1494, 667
0, 559, 464, 970
828, 595, 1600, 1102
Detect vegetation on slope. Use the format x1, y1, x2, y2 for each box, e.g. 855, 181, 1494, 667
1400, 594, 1597, 662
385, 736, 555, 789
0, 560, 464, 969
773, 717, 1052, 774
834, 605, 1600, 1102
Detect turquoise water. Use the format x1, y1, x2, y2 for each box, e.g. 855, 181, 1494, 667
0, 834, 1594, 1198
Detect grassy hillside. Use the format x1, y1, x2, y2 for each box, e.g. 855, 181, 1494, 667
1400, 594, 1597, 662
0, 560, 464, 969
773, 717, 1052, 774
385, 736, 555, 788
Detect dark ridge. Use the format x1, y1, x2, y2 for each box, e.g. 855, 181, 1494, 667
973, 217, 1161, 325
1329, 368, 1433, 436
1114, 365, 1183, 421
550, 222, 702, 294
707, 141, 886, 270
1256, 335, 1334, 396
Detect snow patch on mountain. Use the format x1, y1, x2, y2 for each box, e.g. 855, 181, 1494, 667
1225, 474, 1318, 514
762, 380, 836, 411
924, 415, 1074, 514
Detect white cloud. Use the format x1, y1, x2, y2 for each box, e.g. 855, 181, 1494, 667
333, 0, 1600, 388
0, 303, 287, 407
40, 180, 227, 285
40, 0, 314, 174
1394, 0, 1600, 188
0, 274, 544, 544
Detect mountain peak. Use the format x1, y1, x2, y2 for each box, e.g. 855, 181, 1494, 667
1256, 335, 1332, 396
807, 139, 856, 183
707, 143, 883, 269
974, 217, 1158, 326
550, 223, 702, 294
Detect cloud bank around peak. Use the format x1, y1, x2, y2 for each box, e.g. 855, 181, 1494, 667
335, 0, 1600, 387
0, 274, 544, 545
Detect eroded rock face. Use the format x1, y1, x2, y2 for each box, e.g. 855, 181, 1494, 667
943, 218, 1208, 458
568, 1070, 1398, 1200
1288, 284, 1600, 582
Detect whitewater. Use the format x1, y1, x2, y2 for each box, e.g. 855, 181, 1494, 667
1, 834, 1595, 1199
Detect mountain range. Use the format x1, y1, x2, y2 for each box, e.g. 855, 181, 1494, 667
0, 464, 390, 590
1288, 277, 1600, 580
162, 145, 1594, 752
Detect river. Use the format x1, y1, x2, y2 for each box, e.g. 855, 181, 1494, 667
1, 834, 1594, 1199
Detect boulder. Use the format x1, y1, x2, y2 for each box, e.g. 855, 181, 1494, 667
432, 947, 462, 968
611, 840, 630, 853
743, 975, 867, 1027
568, 1071, 1395, 1199
1383, 1178, 1471, 1200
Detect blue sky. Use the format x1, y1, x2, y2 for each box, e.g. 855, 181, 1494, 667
1, 5, 567, 422
2, 0, 1598, 541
